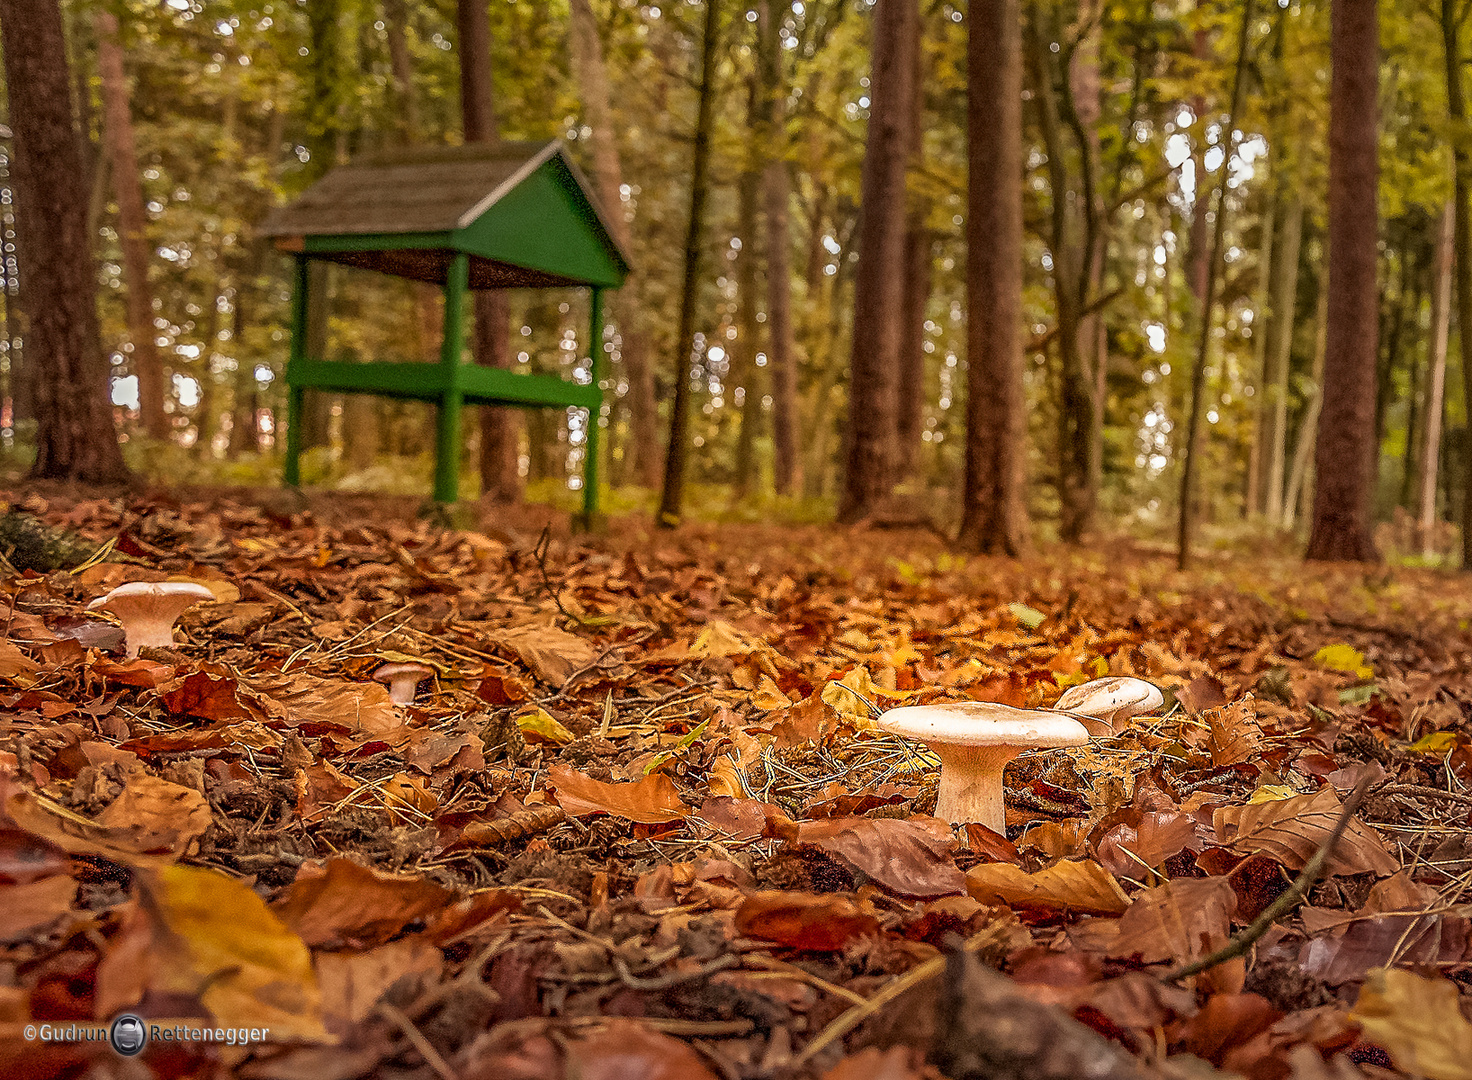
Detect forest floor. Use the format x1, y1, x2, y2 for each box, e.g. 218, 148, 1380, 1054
2, 483, 1472, 1080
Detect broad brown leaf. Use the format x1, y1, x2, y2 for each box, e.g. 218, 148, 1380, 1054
95, 773, 211, 856
1213, 786, 1398, 876
966, 859, 1130, 916
1097, 877, 1237, 970
734, 890, 881, 949
549, 766, 690, 824
794, 816, 965, 899
493, 625, 598, 688
273, 857, 455, 949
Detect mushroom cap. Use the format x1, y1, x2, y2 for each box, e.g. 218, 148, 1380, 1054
88, 580, 216, 618
372, 661, 434, 681
876, 700, 1090, 748
1054, 677, 1163, 720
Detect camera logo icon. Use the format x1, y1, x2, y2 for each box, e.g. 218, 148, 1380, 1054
109, 1015, 147, 1057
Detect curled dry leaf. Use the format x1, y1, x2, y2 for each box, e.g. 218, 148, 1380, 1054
272, 857, 456, 949
966, 859, 1131, 916
548, 765, 690, 824
734, 889, 882, 950
1352, 968, 1472, 1080
95, 773, 212, 855
493, 625, 598, 688
1213, 785, 1398, 877
792, 816, 966, 899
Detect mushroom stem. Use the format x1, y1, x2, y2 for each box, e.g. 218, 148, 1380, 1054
930, 743, 1024, 832
387, 677, 419, 705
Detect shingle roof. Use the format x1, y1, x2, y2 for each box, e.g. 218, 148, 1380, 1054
261, 140, 566, 237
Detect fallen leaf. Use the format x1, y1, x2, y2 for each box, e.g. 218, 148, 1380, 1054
966, 859, 1130, 916
1352, 968, 1472, 1080
494, 625, 597, 688
734, 890, 881, 949
0, 875, 76, 941
95, 773, 211, 855
1214, 785, 1398, 877
794, 816, 965, 899
567, 1018, 722, 1080
273, 857, 455, 949
548, 766, 690, 824
517, 706, 575, 744
1097, 877, 1238, 970
316, 939, 442, 1025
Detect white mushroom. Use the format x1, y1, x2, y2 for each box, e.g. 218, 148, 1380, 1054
876, 701, 1089, 832
88, 581, 215, 658
373, 661, 435, 705
1053, 677, 1164, 733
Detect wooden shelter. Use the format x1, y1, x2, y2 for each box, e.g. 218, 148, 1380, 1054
260, 140, 631, 511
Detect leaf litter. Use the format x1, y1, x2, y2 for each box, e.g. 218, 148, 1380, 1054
3, 488, 1472, 1077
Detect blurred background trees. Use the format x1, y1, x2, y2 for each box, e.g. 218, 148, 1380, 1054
0, 0, 1463, 563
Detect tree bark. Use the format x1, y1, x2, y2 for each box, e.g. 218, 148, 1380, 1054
957, 0, 1028, 554
896, 6, 929, 484
1284, 277, 1330, 529
1445, 0, 1472, 570
94, 11, 167, 442
0, 0, 129, 483
1245, 187, 1277, 517
837, 0, 916, 523
1177, 0, 1255, 570
1263, 191, 1304, 524
1305, 0, 1380, 562
383, 0, 421, 141
458, 0, 522, 503
657, 0, 721, 526
759, 0, 801, 496
1420, 203, 1453, 555
569, 0, 660, 488
734, 77, 765, 495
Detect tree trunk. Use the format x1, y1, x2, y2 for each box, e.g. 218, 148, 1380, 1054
94, 11, 167, 442
569, 0, 659, 489
1284, 279, 1330, 530
758, 0, 801, 496
458, 0, 522, 503
1177, 0, 1255, 569
734, 78, 765, 495
1420, 202, 1454, 555
657, 0, 721, 526
1445, 0, 1472, 570
957, 0, 1027, 554
896, 6, 929, 484
1305, 0, 1380, 562
383, 0, 421, 141
837, 0, 916, 523
1263, 191, 1304, 524
0, 0, 129, 482
1245, 187, 1277, 517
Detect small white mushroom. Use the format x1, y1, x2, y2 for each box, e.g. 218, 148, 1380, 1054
876, 701, 1089, 832
88, 581, 215, 658
1053, 677, 1164, 733
373, 661, 435, 705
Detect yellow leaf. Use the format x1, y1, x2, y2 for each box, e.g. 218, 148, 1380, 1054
1352, 968, 1472, 1080
1313, 643, 1374, 680
966, 859, 1130, 916
517, 707, 574, 744
1410, 731, 1461, 754
1246, 784, 1299, 804
691, 620, 756, 658
821, 665, 881, 721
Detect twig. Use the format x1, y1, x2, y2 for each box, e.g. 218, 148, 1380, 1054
1166, 776, 1375, 982
532, 526, 588, 627
613, 952, 739, 990
1377, 783, 1472, 808
377, 1001, 459, 1080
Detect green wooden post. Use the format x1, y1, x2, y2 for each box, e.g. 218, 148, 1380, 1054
582, 286, 604, 520
283, 254, 310, 487
434, 253, 469, 503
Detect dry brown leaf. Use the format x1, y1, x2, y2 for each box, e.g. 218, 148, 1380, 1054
567, 1018, 722, 1080
1213, 785, 1398, 876
965, 859, 1130, 916
548, 766, 690, 824
1206, 699, 1263, 766
1095, 876, 1237, 969
273, 857, 455, 949
794, 816, 965, 899
95, 773, 211, 855
734, 889, 882, 949
493, 625, 598, 688
0, 875, 76, 941
316, 939, 442, 1025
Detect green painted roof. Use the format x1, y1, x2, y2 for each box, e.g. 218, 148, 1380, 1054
260, 140, 630, 289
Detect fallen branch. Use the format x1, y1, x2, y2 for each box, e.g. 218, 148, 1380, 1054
1167, 776, 1374, 982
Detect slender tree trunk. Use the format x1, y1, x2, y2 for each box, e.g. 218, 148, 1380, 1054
1177, 0, 1255, 569
1245, 186, 1278, 517
1399, 252, 1426, 511
0, 136, 32, 426
458, 0, 522, 503
1284, 280, 1330, 529
383, 0, 421, 141
95, 11, 167, 442
758, 0, 801, 495
1420, 202, 1454, 555
957, 0, 1027, 553
734, 84, 764, 495
0, 0, 129, 482
896, 8, 929, 483
1446, 0, 1472, 570
1264, 191, 1304, 524
1305, 0, 1380, 562
569, 0, 659, 488
1072, 0, 1107, 524
839, 0, 916, 523
657, 0, 721, 526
